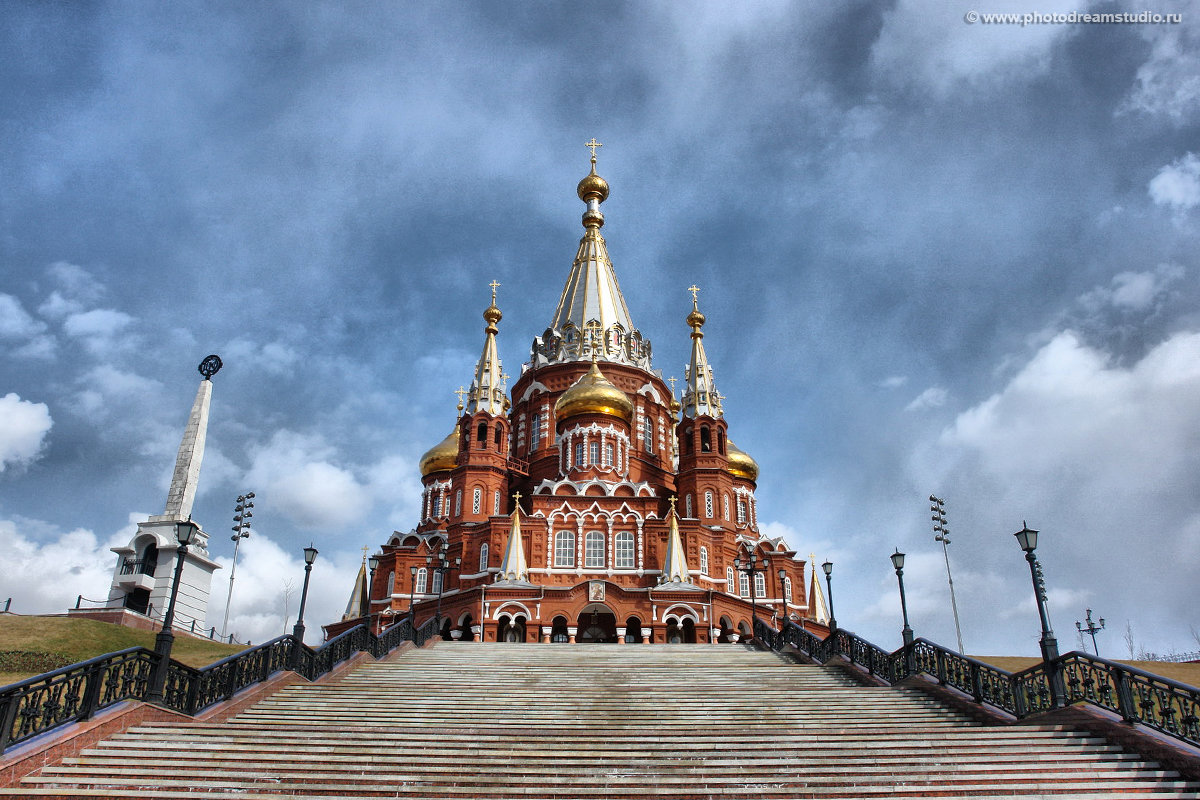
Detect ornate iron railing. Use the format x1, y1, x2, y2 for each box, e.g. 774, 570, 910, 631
0, 615, 442, 754
755, 618, 1200, 751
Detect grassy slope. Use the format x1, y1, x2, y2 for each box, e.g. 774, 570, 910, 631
0, 615, 246, 686
977, 655, 1200, 687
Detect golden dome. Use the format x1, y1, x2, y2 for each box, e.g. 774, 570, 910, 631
577, 160, 610, 203
419, 426, 460, 477
726, 440, 759, 482
554, 361, 634, 423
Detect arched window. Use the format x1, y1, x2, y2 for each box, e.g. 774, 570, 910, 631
718, 430, 725, 455
784, 576, 793, 604
723, 494, 730, 521
432, 569, 443, 595
684, 428, 694, 454
531, 412, 541, 451
589, 441, 600, 466
454, 489, 462, 517
477, 421, 487, 448
704, 491, 714, 518
700, 426, 711, 452
554, 531, 575, 567
479, 543, 489, 573
604, 442, 614, 467
614, 532, 634, 568
643, 416, 653, 451
699, 546, 709, 575
415, 568, 428, 595
737, 498, 747, 524
494, 425, 502, 448
386, 571, 395, 596
739, 572, 750, 598
472, 488, 481, 515
462, 425, 470, 448
432, 493, 443, 517
574, 441, 584, 468
584, 531, 605, 568
726, 567, 736, 593
685, 494, 693, 518
754, 572, 766, 598
493, 490, 501, 516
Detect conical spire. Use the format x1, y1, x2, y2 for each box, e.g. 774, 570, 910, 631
681, 287, 723, 418
532, 141, 651, 370
162, 355, 221, 520
466, 281, 507, 416
808, 554, 830, 625
496, 501, 529, 583
658, 500, 693, 586
342, 559, 368, 621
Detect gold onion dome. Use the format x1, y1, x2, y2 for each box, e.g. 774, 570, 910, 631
577, 157, 610, 203
555, 361, 634, 423
419, 426, 460, 477
726, 440, 760, 482
483, 302, 502, 328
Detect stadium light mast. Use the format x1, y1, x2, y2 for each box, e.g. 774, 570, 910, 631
930, 495, 965, 654
222, 491, 254, 640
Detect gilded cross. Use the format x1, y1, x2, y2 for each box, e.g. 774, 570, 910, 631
361, 546, 369, 562
688, 285, 700, 306
454, 386, 468, 407
501, 372, 510, 390
585, 138, 603, 158
668, 495, 677, 513
668, 376, 677, 395
489, 280, 500, 303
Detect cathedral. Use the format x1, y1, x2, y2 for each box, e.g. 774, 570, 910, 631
326, 146, 828, 645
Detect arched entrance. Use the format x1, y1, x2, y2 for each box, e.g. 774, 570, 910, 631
550, 615, 570, 643
576, 603, 617, 643
624, 616, 643, 644
497, 614, 527, 642
457, 613, 474, 642
664, 615, 698, 644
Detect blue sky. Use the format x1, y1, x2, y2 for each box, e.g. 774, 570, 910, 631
1, 1, 1198, 656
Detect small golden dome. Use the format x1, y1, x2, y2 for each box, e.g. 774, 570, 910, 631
577, 162, 610, 203
483, 303, 502, 326
555, 361, 633, 423
726, 440, 759, 482
687, 307, 706, 329
419, 426, 460, 477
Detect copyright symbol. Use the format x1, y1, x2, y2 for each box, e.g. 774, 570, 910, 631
964, 10, 978, 22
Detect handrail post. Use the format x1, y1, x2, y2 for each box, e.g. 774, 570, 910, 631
78, 661, 104, 722
0, 690, 19, 753
936, 647, 947, 684
970, 661, 984, 703
1114, 665, 1138, 723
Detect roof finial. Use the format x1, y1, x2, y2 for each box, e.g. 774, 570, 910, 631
489, 279, 501, 305
577, 138, 609, 224
586, 137, 602, 162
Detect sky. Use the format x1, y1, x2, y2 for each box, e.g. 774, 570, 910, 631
1, 1, 1198, 657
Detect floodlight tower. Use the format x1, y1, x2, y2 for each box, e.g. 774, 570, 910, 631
930, 495, 965, 654
222, 491, 254, 639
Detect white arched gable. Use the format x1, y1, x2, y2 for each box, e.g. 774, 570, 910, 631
518, 381, 551, 404
492, 601, 533, 620
636, 383, 664, 404
661, 603, 700, 623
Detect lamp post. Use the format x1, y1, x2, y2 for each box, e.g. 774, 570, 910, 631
778, 568, 788, 624
222, 491, 254, 640
733, 550, 770, 635
822, 560, 837, 633
148, 518, 198, 704
1014, 522, 1066, 707
431, 548, 461, 634
407, 564, 419, 640
290, 545, 318, 658
890, 549, 914, 647
930, 495, 965, 654
367, 554, 380, 632
1076, 608, 1105, 656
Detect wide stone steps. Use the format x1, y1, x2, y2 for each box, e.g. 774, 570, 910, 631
6, 643, 1199, 799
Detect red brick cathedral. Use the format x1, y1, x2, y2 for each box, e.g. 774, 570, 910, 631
329, 148, 828, 645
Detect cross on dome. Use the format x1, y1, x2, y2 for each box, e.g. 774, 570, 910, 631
585, 138, 602, 158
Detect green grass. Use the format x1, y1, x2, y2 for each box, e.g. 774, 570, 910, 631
0, 615, 246, 686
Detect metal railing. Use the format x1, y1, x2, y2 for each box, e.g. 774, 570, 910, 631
755, 618, 1200, 751
0, 616, 440, 753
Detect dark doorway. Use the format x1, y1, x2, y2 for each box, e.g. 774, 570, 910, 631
577, 607, 617, 642
124, 588, 150, 615
550, 615, 570, 643
624, 616, 643, 643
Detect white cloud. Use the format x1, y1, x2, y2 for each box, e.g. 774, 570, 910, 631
1149, 152, 1200, 213
906, 386, 948, 412
0, 294, 46, 340
870, 0, 1086, 95
223, 338, 301, 375
0, 517, 124, 614
245, 431, 373, 531
1121, 27, 1200, 122
37, 291, 85, 321
0, 394, 53, 473
1077, 263, 1184, 313
879, 375, 908, 389
63, 308, 134, 338
46, 261, 104, 305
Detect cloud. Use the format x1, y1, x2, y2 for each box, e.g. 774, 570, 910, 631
1121, 26, 1200, 122
879, 376, 908, 389
0, 294, 45, 340
1149, 152, 1200, 213
63, 308, 134, 339
906, 387, 948, 412
0, 517, 126, 614
245, 431, 373, 531
0, 394, 53, 473
223, 338, 301, 375
1077, 264, 1184, 313
870, 0, 1086, 95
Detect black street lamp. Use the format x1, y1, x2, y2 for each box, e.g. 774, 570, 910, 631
1014, 522, 1066, 707
778, 568, 788, 624
407, 564, 419, 640
289, 545, 318, 669
1076, 608, 1105, 656
148, 518, 198, 704
822, 560, 837, 633
431, 548, 461, 634
367, 554, 381, 631
733, 550, 770, 635
890, 549, 914, 647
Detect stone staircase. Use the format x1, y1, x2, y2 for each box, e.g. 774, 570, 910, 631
5, 643, 1199, 798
